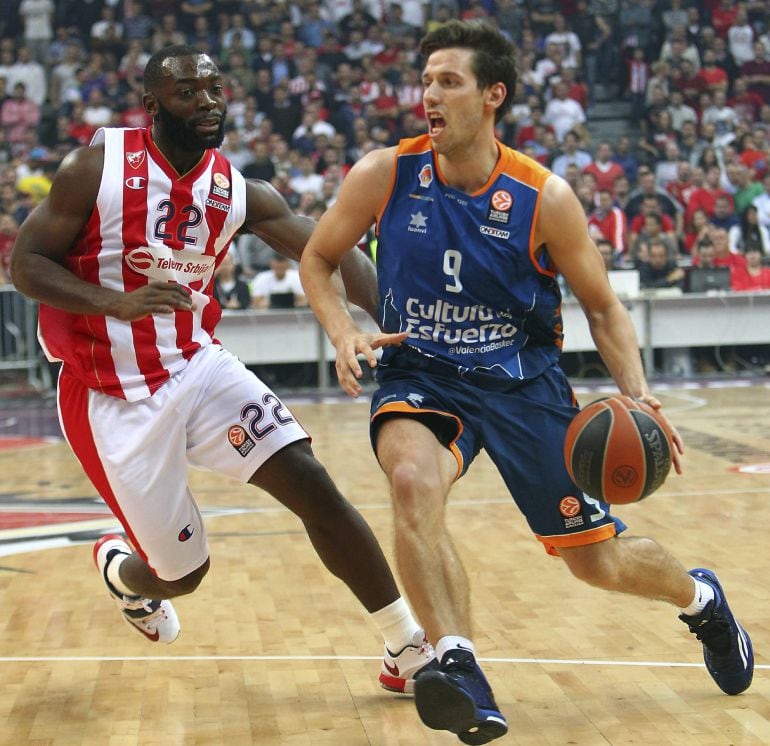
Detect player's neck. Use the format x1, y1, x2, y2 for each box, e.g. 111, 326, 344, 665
150, 126, 206, 177
436, 139, 500, 194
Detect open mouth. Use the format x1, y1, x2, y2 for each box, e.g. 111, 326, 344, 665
427, 114, 446, 135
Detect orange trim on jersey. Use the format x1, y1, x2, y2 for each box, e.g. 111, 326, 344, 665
536, 522, 618, 557
371, 400, 464, 481
375, 137, 433, 234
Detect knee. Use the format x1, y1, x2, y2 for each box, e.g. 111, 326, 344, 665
561, 541, 624, 591
164, 557, 210, 596
389, 462, 445, 530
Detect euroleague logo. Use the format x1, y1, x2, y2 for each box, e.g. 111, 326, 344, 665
490, 190, 512, 211
612, 465, 639, 487
558, 496, 581, 518
126, 248, 154, 271
228, 425, 247, 447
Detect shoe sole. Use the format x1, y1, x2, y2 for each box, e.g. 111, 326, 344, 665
414, 671, 508, 744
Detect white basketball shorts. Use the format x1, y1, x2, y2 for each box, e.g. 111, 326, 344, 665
57, 344, 309, 580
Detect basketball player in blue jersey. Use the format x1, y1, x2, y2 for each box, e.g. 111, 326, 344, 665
301, 20, 753, 744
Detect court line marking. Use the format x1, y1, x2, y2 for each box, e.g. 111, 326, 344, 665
0, 654, 766, 670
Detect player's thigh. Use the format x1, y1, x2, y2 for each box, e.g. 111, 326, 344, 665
58, 371, 209, 581
184, 345, 309, 482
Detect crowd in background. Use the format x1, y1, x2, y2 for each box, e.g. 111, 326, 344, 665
0, 0, 769, 299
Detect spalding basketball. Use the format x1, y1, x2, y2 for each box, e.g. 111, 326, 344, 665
563, 396, 673, 504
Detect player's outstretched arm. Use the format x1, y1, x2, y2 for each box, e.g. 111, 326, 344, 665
242, 178, 379, 321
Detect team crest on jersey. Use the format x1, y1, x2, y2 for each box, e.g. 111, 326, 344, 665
211, 172, 232, 200
417, 164, 433, 188
126, 150, 146, 169
228, 425, 255, 457
488, 190, 512, 224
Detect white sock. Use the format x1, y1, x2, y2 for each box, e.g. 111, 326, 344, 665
679, 577, 715, 616
370, 597, 423, 653
106, 551, 139, 597
436, 636, 475, 662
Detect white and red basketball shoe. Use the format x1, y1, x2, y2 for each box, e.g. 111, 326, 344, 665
379, 630, 438, 693
93, 534, 180, 644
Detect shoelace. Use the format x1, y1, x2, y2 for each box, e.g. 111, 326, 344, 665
685, 616, 732, 655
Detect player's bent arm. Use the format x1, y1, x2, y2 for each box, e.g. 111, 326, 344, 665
243, 178, 379, 320
536, 175, 651, 400
11, 147, 194, 320
300, 148, 396, 343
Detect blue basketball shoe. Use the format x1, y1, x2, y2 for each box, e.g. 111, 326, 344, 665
679, 568, 753, 695
414, 648, 508, 745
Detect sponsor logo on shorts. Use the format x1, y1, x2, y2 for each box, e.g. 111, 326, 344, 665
178, 524, 194, 542
406, 393, 424, 407
559, 495, 584, 528
228, 425, 255, 457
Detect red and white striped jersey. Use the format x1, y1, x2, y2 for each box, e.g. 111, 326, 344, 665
39, 126, 247, 401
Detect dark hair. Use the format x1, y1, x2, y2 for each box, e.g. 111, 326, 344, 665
419, 20, 517, 125
144, 44, 205, 92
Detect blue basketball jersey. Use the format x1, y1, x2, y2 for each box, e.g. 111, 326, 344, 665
375, 135, 563, 382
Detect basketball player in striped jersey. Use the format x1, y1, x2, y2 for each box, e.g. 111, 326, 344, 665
10, 45, 436, 694
300, 21, 753, 743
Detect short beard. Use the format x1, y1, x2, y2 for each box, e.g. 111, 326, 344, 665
155, 101, 227, 150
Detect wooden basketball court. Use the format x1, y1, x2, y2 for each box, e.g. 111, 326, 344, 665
0, 382, 768, 745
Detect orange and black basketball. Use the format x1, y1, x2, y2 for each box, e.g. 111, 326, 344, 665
563, 396, 673, 505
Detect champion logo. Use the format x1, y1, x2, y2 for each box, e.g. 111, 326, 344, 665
126, 150, 146, 169
178, 524, 194, 542
125, 176, 147, 190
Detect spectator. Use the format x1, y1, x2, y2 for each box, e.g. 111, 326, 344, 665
583, 140, 625, 193
654, 140, 682, 189
626, 168, 684, 231
213, 251, 252, 310
667, 89, 698, 131
630, 207, 678, 261
19, 0, 54, 68
544, 13, 582, 70
627, 46, 649, 123
732, 162, 763, 214
0, 81, 39, 148
595, 236, 621, 271
752, 173, 770, 231
637, 239, 686, 290
728, 5, 755, 67
5, 45, 46, 107
731, 244, 770, 291
666, 160, 697, 210
612, 134, 639, 182
551, 129, 592, 178
710, 194, 739, 232
0, 213, 17, 284
544, 81, 586, 142
709, 225, 747, 270
82, 87, 112, 128
684, 207, 713, 255
250, 253, 307, 309
687, 164, 734, 223
729, 76, 764, 124
740, 40, 770, 102
696, 48, 729, 94
588, 188, 627, 255
729, 204, 770, 254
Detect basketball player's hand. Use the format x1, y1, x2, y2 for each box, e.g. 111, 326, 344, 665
335, 330, 408, 397
109, 282, 196, 321
635, 394, 684, 475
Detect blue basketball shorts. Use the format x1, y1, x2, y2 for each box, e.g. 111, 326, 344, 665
370, 361, 627, 556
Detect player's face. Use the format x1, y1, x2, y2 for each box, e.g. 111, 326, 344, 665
422, 48, 493, 155
149, 54, 227, 151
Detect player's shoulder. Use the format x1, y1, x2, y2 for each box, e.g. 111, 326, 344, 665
498, 143, 553, 191
54, 142, 105, 189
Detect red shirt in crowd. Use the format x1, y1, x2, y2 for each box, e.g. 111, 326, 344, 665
731, 266, 770, 291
